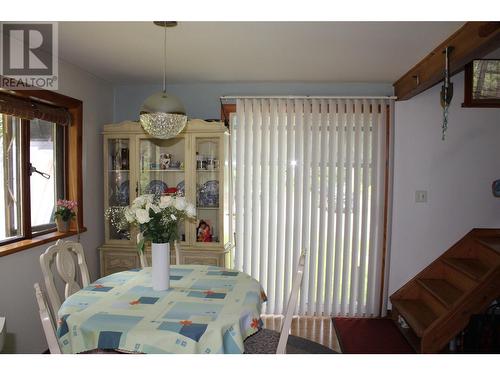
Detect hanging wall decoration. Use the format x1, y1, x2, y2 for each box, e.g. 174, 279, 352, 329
440, 46, 454, 140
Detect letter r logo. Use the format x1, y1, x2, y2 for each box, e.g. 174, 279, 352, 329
1, 23, 54, 76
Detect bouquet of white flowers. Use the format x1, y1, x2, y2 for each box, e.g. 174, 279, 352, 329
106, 194, 196, 253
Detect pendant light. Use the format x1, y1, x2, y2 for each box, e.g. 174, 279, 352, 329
139, 21, 187, 139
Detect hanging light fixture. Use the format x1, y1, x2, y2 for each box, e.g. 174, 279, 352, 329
139, 21, 187, 139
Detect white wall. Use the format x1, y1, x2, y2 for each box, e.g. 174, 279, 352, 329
114, 82, 393, 122
0, 60, 113, 353
389, 71, 500, 296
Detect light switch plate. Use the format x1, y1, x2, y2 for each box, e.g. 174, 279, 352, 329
415, 190, 428, 203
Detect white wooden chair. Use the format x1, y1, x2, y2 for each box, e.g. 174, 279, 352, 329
34, 283, 61, 354
139, 240, 182, 268
244, 250, 307, 354
39, 239, 91, 316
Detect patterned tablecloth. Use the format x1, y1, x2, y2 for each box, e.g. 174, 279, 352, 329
57, 265, 267, 354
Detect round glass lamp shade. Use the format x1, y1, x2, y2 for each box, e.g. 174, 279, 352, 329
139, 91, 188, 139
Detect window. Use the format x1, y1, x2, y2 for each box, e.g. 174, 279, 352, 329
0, 88, 84, 256
463, 59, 500, 107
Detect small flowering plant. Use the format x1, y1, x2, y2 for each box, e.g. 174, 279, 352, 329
106, 194, 196, 253
55, 199, 77, 222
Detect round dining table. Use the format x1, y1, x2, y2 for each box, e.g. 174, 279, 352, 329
57, 265, 267, 354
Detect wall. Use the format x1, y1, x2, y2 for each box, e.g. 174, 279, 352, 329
0, 60, 114, 353
389, 71, 500, 296
114, 82, 394, 122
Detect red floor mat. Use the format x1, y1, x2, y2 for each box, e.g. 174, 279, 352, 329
333, 317, 415, 354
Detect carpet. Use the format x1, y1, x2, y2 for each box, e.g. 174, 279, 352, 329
244, 329, 337, 354
333, 317, 415, 354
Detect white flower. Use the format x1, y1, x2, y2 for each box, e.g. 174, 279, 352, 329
135, 208, 151, 224
146, 202, 161, 214
170, 214, 177, 221
159, 195, 173, 208
144, 194, 154, 204
132, 195, 146, 208
174, 196, 187, 211
124, 207, 136, 222
186, 204, 196, 218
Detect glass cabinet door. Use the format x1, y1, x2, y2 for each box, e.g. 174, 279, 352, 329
194, 136, 222, 245
138, 136, 186, 243
106, 138, 131, 241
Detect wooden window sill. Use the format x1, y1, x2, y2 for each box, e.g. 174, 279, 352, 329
0, 227, 87, 257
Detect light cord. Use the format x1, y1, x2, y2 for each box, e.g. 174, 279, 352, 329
163, 25, 167, 93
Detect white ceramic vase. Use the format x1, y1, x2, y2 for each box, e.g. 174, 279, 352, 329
151, 242, 170, 291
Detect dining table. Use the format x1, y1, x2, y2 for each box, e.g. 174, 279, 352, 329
56, 265, 267, 354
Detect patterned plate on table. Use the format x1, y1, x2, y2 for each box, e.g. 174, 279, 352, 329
198, 180, 219, 207
145, 180, 168, 195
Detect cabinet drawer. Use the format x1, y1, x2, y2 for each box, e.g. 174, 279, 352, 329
182, 255, 220, 266
101, 251, 139, 276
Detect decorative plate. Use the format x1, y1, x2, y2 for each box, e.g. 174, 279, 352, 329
176, 180, 185, 196
112, 180, 129, 206
145, 180, 168, 195
198, 180, 219, 207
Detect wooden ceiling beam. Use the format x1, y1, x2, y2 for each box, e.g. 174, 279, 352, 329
393, 22, 500, 101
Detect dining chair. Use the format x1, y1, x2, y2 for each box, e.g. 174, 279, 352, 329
39, 239, 91, 316
34, 283, 61, 354
244, 250, 307, 354
139, 240, 182, 268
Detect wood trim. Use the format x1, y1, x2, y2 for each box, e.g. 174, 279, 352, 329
67, 105, 84, 230
379, 104, 392, 316
0, 227, 87, 257
0, 82, 82, 109
394, 22, 500, 101
221, 103, 235, 126
20, 118, 32, 238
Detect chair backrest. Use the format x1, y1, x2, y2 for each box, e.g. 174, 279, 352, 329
34, 283, 61, 354
276, 250, 307, 354
139, 240, 182, 268
39, 239, 90, 315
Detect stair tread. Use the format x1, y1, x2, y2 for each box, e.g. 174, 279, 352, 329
417, 278, 463, 308
476, 237, 500, 254
443, 258, 490, 281
392, 298, 438, 337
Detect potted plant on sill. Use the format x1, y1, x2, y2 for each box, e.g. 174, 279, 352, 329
55, 199, 77, 233
106, 194, 196, 291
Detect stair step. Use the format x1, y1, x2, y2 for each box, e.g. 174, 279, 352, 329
476, 237, 500, 254
391, 299, 438, 337
417, 278, 463, 308
443, 258, 489, 281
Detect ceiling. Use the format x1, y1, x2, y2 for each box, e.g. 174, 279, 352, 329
58, 22, 464, 85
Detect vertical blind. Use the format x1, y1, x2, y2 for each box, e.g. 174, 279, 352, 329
232, 97, 393, 317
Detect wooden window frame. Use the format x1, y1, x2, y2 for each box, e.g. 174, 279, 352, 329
0, 87, 85, 257
463, 59, 500, 108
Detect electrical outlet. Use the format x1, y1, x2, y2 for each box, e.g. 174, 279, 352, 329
415, 190, 428, 203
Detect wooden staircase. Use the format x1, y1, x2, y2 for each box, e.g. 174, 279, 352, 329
390, 228, 500, 353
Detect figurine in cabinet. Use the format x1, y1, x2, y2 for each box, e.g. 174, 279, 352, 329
197, 220, 212, 242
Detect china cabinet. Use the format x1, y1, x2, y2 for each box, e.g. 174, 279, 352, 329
98, 119, 232, 276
